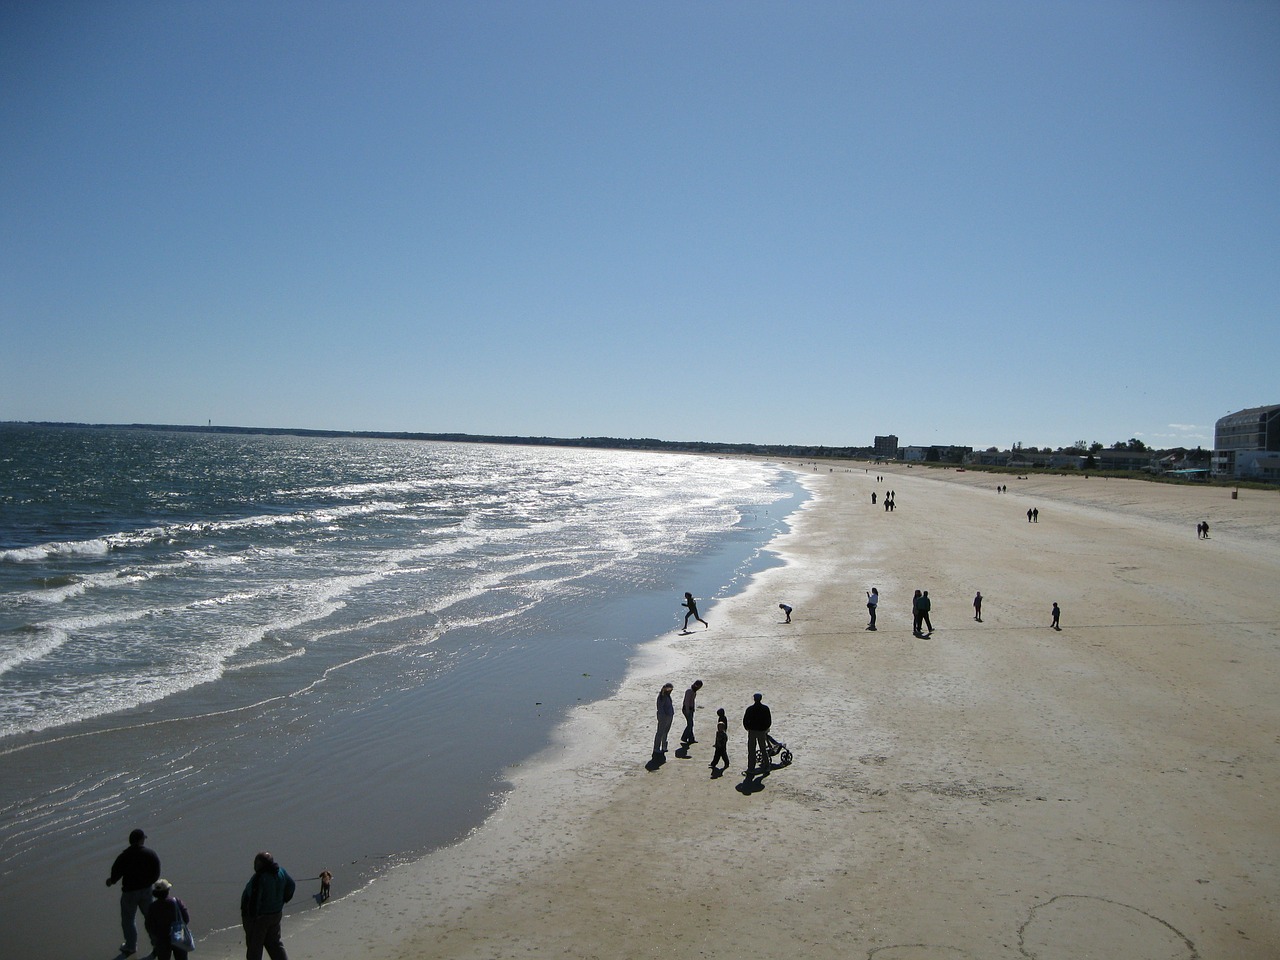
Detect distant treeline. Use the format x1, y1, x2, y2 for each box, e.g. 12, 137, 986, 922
9, 421, 872, 461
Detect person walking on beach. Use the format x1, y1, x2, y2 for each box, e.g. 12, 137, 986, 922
681, 592, 708, 631
866, 587, 878, 630
779, 603, 792, 623
106, 828, 161, 956
1051, 602, 1061, 630
743, 693, 772, 775
973, 591, 983, 622
1027, 508, 1034, 523
241, 851, 295, 960
680, 679, 703, 744
709, 708, 730, 772
145, 880, 192, 960
919, 590, 933, 635
1032, 507, 1039, 522
653, 683, 675, 757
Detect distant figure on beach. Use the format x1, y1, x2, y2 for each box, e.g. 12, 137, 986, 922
1197, 520, 1210, 539
742, 693, 772, 775
779, 603, 792, 623
241, 851, 295, 960
318, 870, 332, 903
866, 587, 878, 630
871, 492, 877, 505
1033, 508, 1039, 522
973, 591, 983, 622
682, 592, 708, 631
885, 497, 891, 512
709, 708, 730, 772
919, 590, 933, 635
145, 879, 191, 960
1051, 602, 1061, 630
912, 589, 924, 636
653, 683, 674, 757
680, 679, 703, 744
1027, 508, 1033, 522
106, 827, 161, 957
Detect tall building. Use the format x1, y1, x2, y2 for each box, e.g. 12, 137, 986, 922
873, 435, 898, 460
1213, 405, 1280, 480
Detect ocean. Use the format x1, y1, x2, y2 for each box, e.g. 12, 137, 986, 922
0, 424, 802, 957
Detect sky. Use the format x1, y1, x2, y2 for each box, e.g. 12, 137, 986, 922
2, 1, 1277, 451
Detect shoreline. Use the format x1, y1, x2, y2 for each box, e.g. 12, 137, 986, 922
200, 465, 1279, 959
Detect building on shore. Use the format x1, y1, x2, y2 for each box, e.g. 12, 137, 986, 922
873, 435, 899, 460
1214, 404, 1280, 480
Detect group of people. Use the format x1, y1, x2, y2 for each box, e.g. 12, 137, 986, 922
107, 829, 299, 960
861, 587, 1060, 633
653, 681, 773, 777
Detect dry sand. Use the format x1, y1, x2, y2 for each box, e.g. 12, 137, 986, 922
201, 466, 1280, 960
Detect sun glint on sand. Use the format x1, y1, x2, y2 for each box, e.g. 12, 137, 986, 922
203, 466, 1279, 960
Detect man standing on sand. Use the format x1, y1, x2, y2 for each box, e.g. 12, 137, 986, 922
866, 587, 878, 630
653, 683, 675, 757
973, 591, 983, 622
680, 679, 703, 744
106, 827, 161, 957
743, 693, 772, 775
1051, 602, 1061, 630
241, 851, 296, 960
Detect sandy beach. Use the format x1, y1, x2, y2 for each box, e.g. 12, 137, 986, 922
197, 465, 1280, 960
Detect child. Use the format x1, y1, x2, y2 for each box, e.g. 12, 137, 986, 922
682, 592, 709, 631
709, 708, 730, 772
319, 870, 332, 903
778, 603, 792, 623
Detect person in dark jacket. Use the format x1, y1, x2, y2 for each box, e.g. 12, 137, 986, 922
742, 693, 772, 775
145, 879, 191, 960
653, 683, 675, 758
241, 851, 296, 960
106, 828, 161, 956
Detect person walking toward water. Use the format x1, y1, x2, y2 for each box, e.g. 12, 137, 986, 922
106, 827, 161, 957
653, 683, 675, 757
973, 591, 983, 622
681, 592, 708, 631
866, 587, 878, 630
709, 708, 730, 772
742, 693, 772, 775
680, 679, 703, 744
1051, 602, 1061, 630
145, 880, 192, 960
241, 851, 295, 960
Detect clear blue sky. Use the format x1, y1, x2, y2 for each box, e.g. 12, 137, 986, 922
3, 1, 1277, 450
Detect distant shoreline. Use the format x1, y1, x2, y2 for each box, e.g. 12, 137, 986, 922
2, 419, 868, 461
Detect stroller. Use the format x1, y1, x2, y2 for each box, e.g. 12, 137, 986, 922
755, 733, 794, 769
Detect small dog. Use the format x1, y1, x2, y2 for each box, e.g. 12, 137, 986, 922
319, 870, 332, 903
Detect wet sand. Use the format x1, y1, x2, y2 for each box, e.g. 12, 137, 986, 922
198, 466, 1280, 960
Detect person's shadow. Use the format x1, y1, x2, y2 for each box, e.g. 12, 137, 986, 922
736, 765, 770, 794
